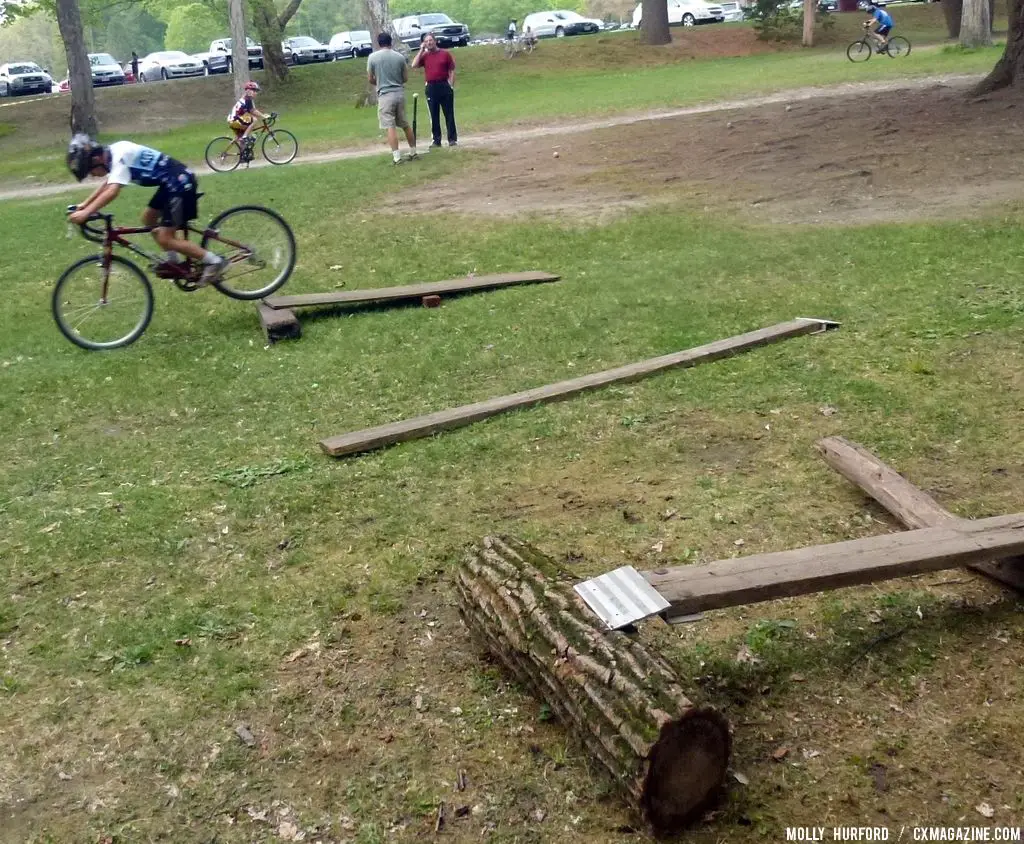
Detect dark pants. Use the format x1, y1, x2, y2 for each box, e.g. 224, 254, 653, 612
425, 80, 457, 145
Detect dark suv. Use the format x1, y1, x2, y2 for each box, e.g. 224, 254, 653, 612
393, 13, 471, 49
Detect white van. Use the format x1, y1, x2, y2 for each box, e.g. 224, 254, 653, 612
631, 0, 726, 27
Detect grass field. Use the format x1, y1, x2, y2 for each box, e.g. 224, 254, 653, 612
0, 4, 1005, 188
3, 121, 1024, 840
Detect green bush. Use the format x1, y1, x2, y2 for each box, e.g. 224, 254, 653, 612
746, 0, 835, 42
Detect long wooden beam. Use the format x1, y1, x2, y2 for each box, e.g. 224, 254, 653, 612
642, 514, 1024, 615
816, 436, 1024, 591
319, 317, 839, 457
263, 271, 561, 310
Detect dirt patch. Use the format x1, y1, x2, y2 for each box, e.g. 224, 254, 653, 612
422, 81, 1024, 225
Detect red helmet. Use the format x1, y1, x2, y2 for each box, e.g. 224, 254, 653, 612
244, 81, 260, 92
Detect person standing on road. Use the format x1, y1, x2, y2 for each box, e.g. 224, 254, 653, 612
131, 51, 139, 81
412, 33, 458, 149
367, 32, 418, 164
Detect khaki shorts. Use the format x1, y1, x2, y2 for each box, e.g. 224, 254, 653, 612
378, 91, 409, 130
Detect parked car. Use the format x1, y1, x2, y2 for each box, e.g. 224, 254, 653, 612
121, 63, 137, 83
87, 53, 125, 86
718, 0, 745, 20
137, 51, 205, 82
522, 10, 603, 38
55, 77, 70, 93
0, 61, 53, 97
392, 13, 471, 49
329, 30, 374, 59
282, 36, 333, 65
194, 38, 264, 74
632, 0, 725, 27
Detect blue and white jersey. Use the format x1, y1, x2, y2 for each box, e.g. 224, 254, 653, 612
106, 141, 189, 189
873, 8, 893, 27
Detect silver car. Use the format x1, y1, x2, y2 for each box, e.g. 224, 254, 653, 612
0, 62, 53, 98
137, 51, 205, 82
88, 53, 126, 86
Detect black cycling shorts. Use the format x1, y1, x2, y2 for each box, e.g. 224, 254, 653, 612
877, 24, 891, 35
148, 169, 199, 228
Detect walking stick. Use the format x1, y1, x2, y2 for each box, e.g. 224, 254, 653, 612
412, 93, 418, 144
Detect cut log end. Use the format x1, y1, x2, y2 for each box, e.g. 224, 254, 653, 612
643, 708, 732, 835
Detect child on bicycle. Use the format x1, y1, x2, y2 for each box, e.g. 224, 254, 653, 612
65, 134, 228, 284
228, 80, 270, 156
861, 2, 894, 50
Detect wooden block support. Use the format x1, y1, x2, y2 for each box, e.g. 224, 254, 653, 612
257, 304, 301, 344
457, 536, 731, 836
642, 513, 1024, 616
319, 318, 839, 457
422, 294, 442, 308
263, 271, 560, 310
816, 436, 1024, 592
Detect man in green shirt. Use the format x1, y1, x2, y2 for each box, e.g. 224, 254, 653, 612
367, 32, 418, 164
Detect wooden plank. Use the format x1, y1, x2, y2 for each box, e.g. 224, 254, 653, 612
264, 271, 561, 310
257, 304, 301, 343
643, 514, 1024, 615
320, 318, 839, 457
817, 436, 1024, 592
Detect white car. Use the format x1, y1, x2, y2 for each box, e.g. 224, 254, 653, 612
329, 30, 374, 59
0, 61, 53, 97
282, 36, 333, 65
718, 1, 745, 21
631, 0, 726, 27
522, 10, 603, 38
137, 51, 205, 82
87, 53, 125, 86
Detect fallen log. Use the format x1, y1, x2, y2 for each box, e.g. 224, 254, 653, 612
456, 536, 731, 836
816, 436, 1024, 592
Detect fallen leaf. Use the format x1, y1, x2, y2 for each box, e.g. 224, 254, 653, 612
174, 638, 191, 647
58, 771, 72, 781
869, 763, 887, 793
975, 802, 994, 819
771, 746, 790, 761
650, 541, 664, 553
40, 522, 60, 534
734, 645, 761, 665
734, 539, 745, 547
801, 748, 821, 760
916, 606, 924, 620
820, 405, 838, 417
789, 673, 805, 682
329, 264, 343, 271
413, 694, 424, 711
732, 771, 750, 786
277, 820, 302, 840
661, 509, 678, 520
531, 808, 547, 823
285, 647, 308, 663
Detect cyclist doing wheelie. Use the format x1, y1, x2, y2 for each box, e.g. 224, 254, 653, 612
228, 81, 270, 159
861, 1, 894, 52
66, 135, 228, 285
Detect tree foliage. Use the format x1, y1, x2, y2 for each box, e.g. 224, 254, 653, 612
164, 1, 223, 51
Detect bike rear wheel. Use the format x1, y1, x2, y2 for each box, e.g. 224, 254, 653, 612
847, 39, 872, 62
262, 129, 298, 165
201, 205, 296, 300
885, 36, 911, 57
52, 255, 154, 350
205, 136, 242, 172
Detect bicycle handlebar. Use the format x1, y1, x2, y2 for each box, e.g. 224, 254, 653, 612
66, 204, 111, 243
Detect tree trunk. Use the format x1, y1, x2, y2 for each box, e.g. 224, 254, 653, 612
641, 0, 671, 45
55, 0, 97, 136
249, 0, 295, 83
944, 0, 965, 38
228, 0, 251, 97
456, 536, 731, 836
363, 0, 391, 105
961, 0, 994, 45
802, 0, 815, 46
975, 0, 1023, 93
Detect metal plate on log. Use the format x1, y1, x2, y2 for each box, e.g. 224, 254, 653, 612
574, 566, 671, 630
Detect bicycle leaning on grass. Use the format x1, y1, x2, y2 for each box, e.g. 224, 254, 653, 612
847, 24, 911, 61
204, 113, 299, 172
53, 204, 296, 350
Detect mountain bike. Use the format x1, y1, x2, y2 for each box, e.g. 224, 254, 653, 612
504, 34, 537, 58
204, 113, 299, 172
54, 205, 296, 350
847, 26, 911, 61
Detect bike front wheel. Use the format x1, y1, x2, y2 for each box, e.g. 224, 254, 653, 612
52, 255, 154, 350
262, 129, 298, 165
205, 136, 242, 172
885, 36, 911, 57
847, 39, 872, 62
201, 205, 296, 300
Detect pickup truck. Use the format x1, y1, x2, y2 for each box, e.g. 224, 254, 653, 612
194, 38, 264, 74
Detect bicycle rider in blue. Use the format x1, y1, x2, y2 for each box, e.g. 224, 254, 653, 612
862, 2, 894, 51
66, 134, 228, 285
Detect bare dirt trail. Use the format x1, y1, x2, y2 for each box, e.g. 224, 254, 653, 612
0, 72, 981, 204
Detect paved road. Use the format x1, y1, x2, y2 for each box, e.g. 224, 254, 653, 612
0, 72, 981, 203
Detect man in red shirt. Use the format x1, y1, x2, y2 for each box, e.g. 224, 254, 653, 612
411, 33, 458, 148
